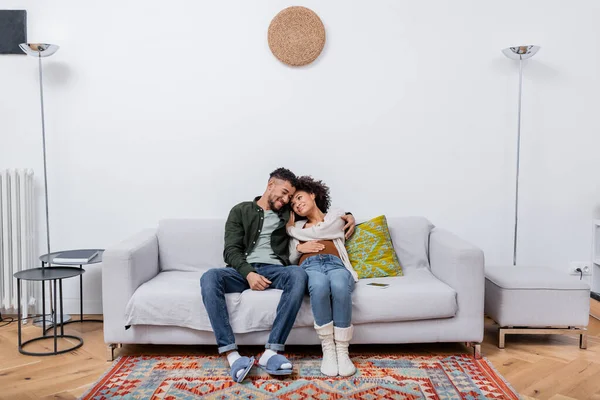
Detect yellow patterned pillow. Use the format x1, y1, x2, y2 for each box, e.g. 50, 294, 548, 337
345, 215, 403, 279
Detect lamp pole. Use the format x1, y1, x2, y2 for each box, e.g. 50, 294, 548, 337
19, 43, 64, 326
502, 45, 540, 266
19, 43, 59, 268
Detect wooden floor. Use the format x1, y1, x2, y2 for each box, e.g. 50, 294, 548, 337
0, 315, 598, 399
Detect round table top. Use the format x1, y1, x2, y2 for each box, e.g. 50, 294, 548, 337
14, 267, 85, 281
39, 249, 104, 265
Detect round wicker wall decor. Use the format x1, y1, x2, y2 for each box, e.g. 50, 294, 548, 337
268, 6, 326, 66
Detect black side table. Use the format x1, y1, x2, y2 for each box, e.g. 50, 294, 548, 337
39, 249, 105, 331
14, 267, 85, 356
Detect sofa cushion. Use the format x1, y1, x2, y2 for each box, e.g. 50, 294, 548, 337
385, 216, 434, 270
346, 215, 403, 279
157, 216, 434, 274
124, 268, 457, 332
352, 268, 457, 324
158, 219, 226, 272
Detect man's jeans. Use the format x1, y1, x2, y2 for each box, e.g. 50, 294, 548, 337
200, 264, 307, 354
301, 254, 355, 328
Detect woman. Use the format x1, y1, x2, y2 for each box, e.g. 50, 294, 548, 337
287, 176, 358, 377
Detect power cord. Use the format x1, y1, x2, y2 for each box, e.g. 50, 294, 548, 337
0, 313, 54, 328
575, 267, 583, 280
0, 315, 15, 328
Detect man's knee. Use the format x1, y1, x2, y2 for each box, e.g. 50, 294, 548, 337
282, 266, 307, 294
200, 269, 221, 292
288, 266, 307, 284
281, 265, 306, 280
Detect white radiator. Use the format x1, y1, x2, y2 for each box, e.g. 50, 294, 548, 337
0, 169, 36, 317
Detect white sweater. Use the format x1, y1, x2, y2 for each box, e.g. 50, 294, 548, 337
287, 207, 359, 282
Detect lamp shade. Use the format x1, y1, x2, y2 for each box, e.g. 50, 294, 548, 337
19, 43, 59, 57
502, 45, 540, 60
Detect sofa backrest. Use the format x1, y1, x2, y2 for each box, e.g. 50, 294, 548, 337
158, 219, 226, 272
157, 216, 434, 273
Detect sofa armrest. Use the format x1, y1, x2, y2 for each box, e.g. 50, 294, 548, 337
429, 228, 485, 323
102, 228, 159, 343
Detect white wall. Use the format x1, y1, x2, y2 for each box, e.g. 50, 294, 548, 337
1, 0, 599, 313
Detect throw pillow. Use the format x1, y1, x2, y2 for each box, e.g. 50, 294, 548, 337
345, 215, 403, 279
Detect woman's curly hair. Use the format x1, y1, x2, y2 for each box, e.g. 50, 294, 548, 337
294, 175, 331, 213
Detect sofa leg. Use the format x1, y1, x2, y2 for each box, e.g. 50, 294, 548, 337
466, 342, 482, 359
580, 333, 588, 349
474, 343, 481, 359
499, 328, 506, 349
107, 343, 118, 362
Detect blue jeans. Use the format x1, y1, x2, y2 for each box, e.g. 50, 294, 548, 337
200, 264, 307, 354
301, 254, 355, 328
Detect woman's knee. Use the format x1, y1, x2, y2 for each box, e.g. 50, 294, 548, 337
308, 277, 330, 299
330, 275, 353, 298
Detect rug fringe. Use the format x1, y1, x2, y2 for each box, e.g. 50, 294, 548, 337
79, 356, 125, 400
481, 356, 522, 399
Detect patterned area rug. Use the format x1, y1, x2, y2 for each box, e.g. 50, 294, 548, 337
82, 354, 519, 399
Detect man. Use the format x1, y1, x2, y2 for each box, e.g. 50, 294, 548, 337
200, 168, 356, 382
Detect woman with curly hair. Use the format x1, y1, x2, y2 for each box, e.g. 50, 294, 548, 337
286, 176, 358, 377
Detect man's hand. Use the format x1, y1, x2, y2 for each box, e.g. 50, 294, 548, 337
246, 272, 272, 291
297, 241, 325, 253
341, 214, 356, 239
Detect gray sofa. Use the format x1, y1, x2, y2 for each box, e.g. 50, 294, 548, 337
101, 216, 484, 360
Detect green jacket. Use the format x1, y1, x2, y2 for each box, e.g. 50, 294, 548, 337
223, 197, 291, 278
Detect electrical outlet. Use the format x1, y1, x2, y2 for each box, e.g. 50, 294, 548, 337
569, 261, 592, 275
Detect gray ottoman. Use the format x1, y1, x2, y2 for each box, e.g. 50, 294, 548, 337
485, 266, 590, 349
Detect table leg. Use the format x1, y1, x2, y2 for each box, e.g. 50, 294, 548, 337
53, 279, 58, 354
17, 279, 22, 348
59, 279, 64, 337
80, 265, 83, 321
42, 263, 46, 333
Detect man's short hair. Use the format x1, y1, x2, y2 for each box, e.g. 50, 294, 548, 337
269, 167, 297, 187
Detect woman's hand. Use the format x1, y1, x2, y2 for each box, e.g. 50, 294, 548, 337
297, 241, 325, 253
286, 211, 296, 229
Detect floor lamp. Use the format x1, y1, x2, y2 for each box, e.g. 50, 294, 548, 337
502, 45, 540, 266
18, 43, 68, 324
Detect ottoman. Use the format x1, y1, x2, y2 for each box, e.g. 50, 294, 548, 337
485, 266, 590, 349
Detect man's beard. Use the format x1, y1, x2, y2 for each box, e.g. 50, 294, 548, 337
269, 195, 283, 211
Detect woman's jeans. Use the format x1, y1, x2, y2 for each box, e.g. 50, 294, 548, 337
301, 254, 355, 328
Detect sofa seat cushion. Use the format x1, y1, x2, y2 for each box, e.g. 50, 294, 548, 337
124, 268, 457, 332
352, 269, 457, 324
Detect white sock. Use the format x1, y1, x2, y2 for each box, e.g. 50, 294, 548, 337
259, 349, 292, 370
226, 351, 245, 380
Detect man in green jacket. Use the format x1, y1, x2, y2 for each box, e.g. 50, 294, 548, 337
200, 168, 355, 382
